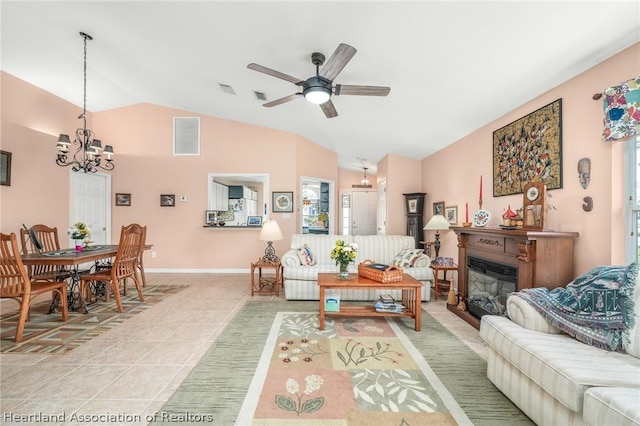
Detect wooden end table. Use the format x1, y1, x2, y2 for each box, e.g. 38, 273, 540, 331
317, 272, 423, 331
250, 259, 282, 296
430, 262, 458, 302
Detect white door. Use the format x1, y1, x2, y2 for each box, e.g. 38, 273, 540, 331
377, 179, 387, 235
352, 190, 377, 235
70, 172, 111, 245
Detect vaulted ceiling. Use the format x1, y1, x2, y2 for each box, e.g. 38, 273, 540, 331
2, 1, 639, 172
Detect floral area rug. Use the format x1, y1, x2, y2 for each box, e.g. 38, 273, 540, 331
0, 285, 184, 354
237, 312, 469, 425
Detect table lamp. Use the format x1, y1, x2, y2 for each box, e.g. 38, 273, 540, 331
423, 214, 450, 258
258, 220, 283, 262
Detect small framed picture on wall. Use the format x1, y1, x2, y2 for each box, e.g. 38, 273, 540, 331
0, 151, 11, 186
160, 194, 175, 207
272, 191, 293, 213
115, 193, 131, 206
433, 201, 445, 216
445, 206, 458, 225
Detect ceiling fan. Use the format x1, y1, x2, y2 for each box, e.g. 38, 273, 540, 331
247, 43, 390, 118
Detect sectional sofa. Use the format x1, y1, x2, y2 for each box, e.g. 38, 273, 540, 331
281, 234, 434, 301
479, 266, 640, 425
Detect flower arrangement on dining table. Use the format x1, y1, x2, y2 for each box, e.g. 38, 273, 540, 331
330, 239, 358, 277
67, 222, 92, 242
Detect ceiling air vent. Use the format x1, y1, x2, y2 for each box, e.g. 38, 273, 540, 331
173, 117, 200, 156
218, 83, 236, 95
253, 91, 267, 101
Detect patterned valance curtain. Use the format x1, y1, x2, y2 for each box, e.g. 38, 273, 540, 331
601, 76, 640, 141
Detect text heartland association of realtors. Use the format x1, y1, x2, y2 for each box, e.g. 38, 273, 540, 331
3, 411, 216, 423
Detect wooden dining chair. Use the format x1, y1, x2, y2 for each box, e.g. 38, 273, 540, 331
0, 232, 68, 342
19, 224, 72, 282
79, 223, 145, 313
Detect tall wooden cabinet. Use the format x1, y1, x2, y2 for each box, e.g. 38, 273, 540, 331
403, 193, 426, 249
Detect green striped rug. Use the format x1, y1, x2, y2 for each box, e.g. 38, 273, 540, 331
153, 301, 533, 426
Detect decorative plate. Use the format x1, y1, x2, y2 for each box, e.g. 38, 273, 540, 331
275, 194, 291, 210
472, 209, 491, 227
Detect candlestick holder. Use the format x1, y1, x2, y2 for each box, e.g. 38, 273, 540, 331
462, 222, 472, 227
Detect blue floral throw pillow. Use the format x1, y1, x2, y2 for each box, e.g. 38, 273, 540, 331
296, 245, 315, 266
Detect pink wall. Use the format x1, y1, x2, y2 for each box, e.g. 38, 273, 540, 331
378, 154, 424, 235
422, 43, 640, 276
1, 74, 338, 269
0, 73, 83, 239
3, 42, 638, 275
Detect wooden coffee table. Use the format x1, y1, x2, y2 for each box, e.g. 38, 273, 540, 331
317, 272, 423, 331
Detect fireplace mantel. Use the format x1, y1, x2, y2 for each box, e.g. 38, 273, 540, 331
449, 226, 579, 329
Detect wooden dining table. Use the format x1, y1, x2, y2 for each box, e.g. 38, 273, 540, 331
21, 244, 151, 312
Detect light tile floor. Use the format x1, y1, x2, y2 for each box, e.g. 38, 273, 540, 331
0, 273, 486, 425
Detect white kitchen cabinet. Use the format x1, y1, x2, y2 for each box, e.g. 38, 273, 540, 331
208, 181, 229, 211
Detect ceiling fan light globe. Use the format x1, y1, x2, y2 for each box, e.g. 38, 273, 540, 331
304, 87, 331, 104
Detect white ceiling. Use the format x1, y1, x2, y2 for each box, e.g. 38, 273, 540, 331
2, 1, 639, 173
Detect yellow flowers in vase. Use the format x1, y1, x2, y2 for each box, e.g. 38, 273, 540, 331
330, 239, 358, 278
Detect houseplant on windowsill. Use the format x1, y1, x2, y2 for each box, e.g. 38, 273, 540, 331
330, 239, 358, 278
67, 222, 91, 251
318, 212, 329, 228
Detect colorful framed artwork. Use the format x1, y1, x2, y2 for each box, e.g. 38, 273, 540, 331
445, 206, 458, 225
160, 194, 175, 207
433, 201, 444, 216
493, 98, 563, 196
115, 193, 131, 206
272, 191, 293, 213
0, 151, 11, 186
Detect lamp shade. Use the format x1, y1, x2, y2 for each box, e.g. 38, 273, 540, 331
423, 214, 450, 231
258, 220, 283, 242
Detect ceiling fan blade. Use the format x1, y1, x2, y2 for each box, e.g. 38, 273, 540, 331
247, 63, 304, 85
263, 93, 302, 107
319, 43, 357, 82
320, 100, 338, 118
335, 84, 390, 96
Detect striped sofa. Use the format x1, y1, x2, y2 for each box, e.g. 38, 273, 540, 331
479, 276, 640, 426
281, 234, 434, 301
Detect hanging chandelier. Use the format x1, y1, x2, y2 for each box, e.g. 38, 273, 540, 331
55, 32, 114, 173
360, 167, 370, 186
352, 166, 372, 188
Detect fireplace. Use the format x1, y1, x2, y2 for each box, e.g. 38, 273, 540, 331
467, 256, 517, 319
449, 226, 579, 329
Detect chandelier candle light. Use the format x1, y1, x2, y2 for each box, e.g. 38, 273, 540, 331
56, 32, 114, 173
